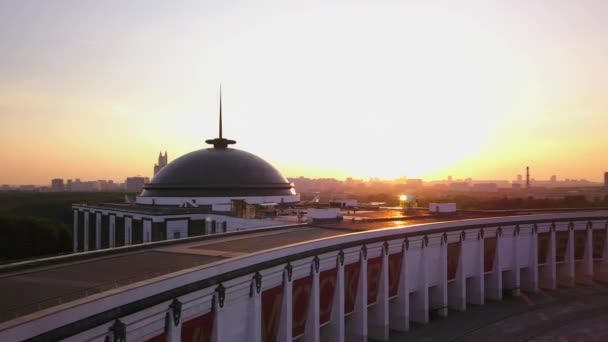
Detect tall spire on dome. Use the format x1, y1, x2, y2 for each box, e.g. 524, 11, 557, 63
206, 85, 236, 149
219, 84, 223, 139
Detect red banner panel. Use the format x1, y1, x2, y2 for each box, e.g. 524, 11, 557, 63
145, 333, 166, 342
388, 252, 403, 297
367, 256, 382, 304
555, 231, 569, 262
319, 268, 337, 325
594, 230, 606, 259
484, 237, 497, 272
262, 284, 283, 342
344, 262, 360, 314
292, 275, 312, 338
181, 311, 214, 342
574, 230, 586, 260
447, 242, 461, 280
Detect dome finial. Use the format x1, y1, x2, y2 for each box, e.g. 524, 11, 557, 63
219, 84, 223, 139
206, 84, 236, 148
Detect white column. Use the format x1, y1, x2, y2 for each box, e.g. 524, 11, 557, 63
539, 229, 556, 289
124, 217, 132, 246
466, 235, 484, 305
211, 292, 223, 342
326, 255, 345, 342
429, 240, 448, 318
558, 226, 575, 287
521, 228, 539, 293
304, 261, 320, 342
410, 245, 429, 324
389, 245, 409, 331
109, 215, 116, 248
277, 267, 293, 342
485, 233, 502, 301
368, 247, 389, 341
95, 213, 101, 250
73, 210, 78, 252
143, 220, 152, 243
83, 211, 90, 252
575, 225, 594, 285
346, 249, 367, 342
502, 229, 520, 296
167, 311, 182, 342
247, 276, 262, 342
448, 241, 466, 311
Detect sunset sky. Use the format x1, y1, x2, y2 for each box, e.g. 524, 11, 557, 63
1, 0, 607, 185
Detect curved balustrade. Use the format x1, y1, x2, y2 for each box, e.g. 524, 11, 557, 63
2, 211, 608, 342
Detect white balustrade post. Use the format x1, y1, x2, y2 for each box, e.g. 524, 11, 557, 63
558, 225, 575, 287
502, 228, 520, 297
248, 274, 262, 342
143, 219, 152, 243
576, 224, 594, 285
109, 215, 116, 248
277, 266, 293, 342
437, 239, 448, 317
467, 233, 484, 305
326, 254, 345, 342
124, 217, 132, 246
539, 228, 557, 289
73, 210, 78, 252
346, 248, 367, 342
211, 291, 223, 342
389, 243, 409, 331
521, 227, 539, 293
83, 211, 89, 252
167, 309, 182, 342
304, 259, 320, 342
95, 213, 101, 250
368, 245, 389, 340
409, 241, 428, 324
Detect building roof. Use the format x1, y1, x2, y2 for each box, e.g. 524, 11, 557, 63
140, 147, 296, 197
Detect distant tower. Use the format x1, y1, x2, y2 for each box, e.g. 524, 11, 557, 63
526, 166, 530, 189
154, 151, 168, 176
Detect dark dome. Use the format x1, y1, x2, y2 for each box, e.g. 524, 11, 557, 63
140, 147, 296, 197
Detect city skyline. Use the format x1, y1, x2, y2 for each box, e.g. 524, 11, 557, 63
2, 1, 608, 184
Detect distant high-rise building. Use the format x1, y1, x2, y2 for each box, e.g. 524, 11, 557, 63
550, 175, 557, 182
51, 178, 64, 192
517, 174, 522, 182
605, 172, 608, 188
526, 166, 530, 189
125, 177, 149, 193
447, 175, 453, 182
154, 151, 168, 176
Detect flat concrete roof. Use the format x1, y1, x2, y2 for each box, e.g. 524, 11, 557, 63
0, 251, 224, 314
0, 226, 346, 320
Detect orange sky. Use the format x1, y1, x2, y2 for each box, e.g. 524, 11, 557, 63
1, 1, 607, 185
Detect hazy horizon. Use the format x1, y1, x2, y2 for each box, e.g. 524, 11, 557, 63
2, 0, 607, 185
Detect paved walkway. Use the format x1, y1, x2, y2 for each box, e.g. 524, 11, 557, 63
384, 284, 608, 342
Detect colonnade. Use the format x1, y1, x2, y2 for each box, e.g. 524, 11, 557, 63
4, 213, 607, 341
72, 209, 228, 253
